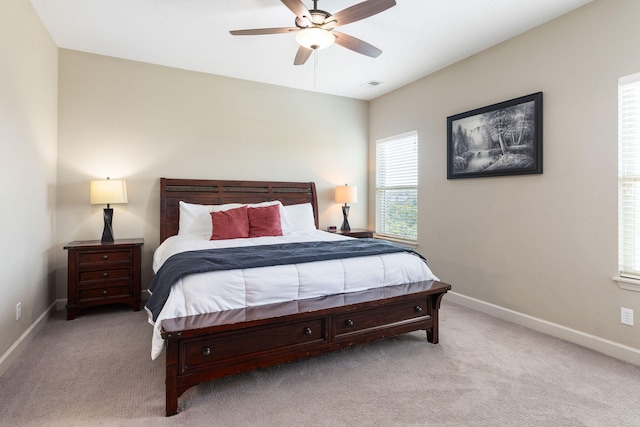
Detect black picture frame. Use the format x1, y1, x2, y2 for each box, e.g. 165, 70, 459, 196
447, 92, 543, 179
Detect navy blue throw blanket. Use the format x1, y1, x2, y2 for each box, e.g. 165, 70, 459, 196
145, 238, 426, 322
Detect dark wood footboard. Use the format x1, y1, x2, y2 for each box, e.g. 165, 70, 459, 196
160, 279, 451, 416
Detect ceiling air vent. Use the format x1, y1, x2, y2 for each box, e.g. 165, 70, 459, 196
361, 80, 383, 88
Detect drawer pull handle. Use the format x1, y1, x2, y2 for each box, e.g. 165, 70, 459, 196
345, 319, 354, 327
202, 347, 211, 356
102, 272, 108, 278
102, 255, 109, 260
102, 290, 108, 295
415, 306, 423, 313
304, 327, 313, 336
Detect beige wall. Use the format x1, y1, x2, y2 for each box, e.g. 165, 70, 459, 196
370, 0, 640, 355
0, 1, 58, 366
56, 50, 369, 297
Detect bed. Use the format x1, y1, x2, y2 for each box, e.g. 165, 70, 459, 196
149, 178, 451, 416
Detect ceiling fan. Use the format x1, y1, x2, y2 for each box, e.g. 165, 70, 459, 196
230, 0, 396, 65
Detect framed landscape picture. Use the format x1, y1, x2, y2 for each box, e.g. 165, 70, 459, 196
447, 92, 543, 179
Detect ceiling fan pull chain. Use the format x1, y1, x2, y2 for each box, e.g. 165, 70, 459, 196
313, 50, 318, 87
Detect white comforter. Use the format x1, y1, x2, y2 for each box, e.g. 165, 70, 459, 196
147, 230, 438, 359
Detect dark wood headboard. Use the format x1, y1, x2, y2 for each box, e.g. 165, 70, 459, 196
160, 178, 319, 243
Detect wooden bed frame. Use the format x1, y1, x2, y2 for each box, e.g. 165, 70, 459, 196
158, 178, 451, 416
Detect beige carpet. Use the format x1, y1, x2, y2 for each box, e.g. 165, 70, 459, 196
1, 299, 639, 426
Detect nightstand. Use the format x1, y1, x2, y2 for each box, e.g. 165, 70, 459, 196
64, 238, 143, 320
336, 228, 374, 239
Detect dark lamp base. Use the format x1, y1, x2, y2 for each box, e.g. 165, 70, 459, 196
340, 205, 351, 232
101, 208, 115, 243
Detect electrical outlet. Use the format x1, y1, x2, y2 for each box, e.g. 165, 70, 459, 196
16, 302, 21, 321
621, 307, 634, 326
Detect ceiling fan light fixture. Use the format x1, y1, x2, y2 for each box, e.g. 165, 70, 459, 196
295, 27, 335, 50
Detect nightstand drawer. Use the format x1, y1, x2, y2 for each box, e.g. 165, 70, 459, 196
78, 267, 132, 284
77, 249, 133, 266
79, 284, 131, 301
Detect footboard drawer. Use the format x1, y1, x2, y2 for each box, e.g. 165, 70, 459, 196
333, 298, 430, 339
180, 317, 326, 373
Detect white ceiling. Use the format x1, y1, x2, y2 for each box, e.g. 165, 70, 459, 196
30, 0, 592, 101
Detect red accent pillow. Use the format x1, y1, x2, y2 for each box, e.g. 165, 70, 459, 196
210, 206, 249, 240
248, 204, 283, 237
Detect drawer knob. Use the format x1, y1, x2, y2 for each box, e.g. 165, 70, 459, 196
102, 272, 108, 278
102, 290, 108, 295
202, 347, 211, 356
415, 305, 423, 313
102, 255, 109, 260
304, 327, 312, 336
345, 319, 354, 327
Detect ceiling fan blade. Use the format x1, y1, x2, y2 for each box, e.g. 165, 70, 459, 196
230, 27, 299, 36
333, 31, 382, 58
294, 46, 313, 65
328, 0, 396, 27
281, 0, 311, 20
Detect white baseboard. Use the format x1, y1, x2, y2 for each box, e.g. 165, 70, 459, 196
0, 301, 57, 377
446, 291, 640, 367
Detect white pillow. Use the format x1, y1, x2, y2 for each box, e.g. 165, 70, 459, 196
178, 200, 286, 236
247, 201, 281, 209
178, 201, 243, 236
282, 203, 316, 233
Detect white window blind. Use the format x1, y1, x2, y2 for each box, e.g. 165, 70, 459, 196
619, 72, 640, 278
376, 131, 418, 241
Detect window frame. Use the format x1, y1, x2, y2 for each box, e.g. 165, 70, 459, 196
375, 130, 419, 245
615, 72, 640, 291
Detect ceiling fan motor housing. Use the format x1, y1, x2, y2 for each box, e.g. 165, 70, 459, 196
295, 10, 332, 28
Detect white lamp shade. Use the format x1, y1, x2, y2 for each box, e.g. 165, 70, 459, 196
295, 28, 335, 50
335, 185, 357, 204
90, 179, 128, 205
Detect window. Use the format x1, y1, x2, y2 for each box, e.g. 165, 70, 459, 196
618, 72, 640, 280
376, 131, 418, 242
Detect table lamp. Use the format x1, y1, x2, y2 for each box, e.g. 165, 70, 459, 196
335, 184, 357, 232
90, 178, 128, 243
